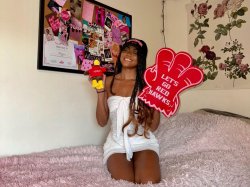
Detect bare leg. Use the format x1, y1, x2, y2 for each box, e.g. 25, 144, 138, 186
107, 153, 134, 182
134, 150, 161, 184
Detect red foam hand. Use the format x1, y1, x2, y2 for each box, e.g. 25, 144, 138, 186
138, 48, 204, 117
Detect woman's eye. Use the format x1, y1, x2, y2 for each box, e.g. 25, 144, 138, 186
122, 48, 137, 55
132, 51, 137, 54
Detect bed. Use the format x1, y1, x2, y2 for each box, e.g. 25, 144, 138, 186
0, 110, 250, 187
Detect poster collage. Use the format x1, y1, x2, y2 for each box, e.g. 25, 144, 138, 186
42, 0, 132, 74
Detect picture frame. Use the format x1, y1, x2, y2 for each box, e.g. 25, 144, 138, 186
37, 0, 132, 74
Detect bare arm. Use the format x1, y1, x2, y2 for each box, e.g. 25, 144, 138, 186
96, 90, 109, 127
95, 76, 111, 127
150, 110, 160, 132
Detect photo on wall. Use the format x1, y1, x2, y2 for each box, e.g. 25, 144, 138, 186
37, 0, 132, 75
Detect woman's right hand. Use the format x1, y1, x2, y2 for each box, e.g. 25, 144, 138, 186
95, 74, 109, 127
88, 74, 106, 93
95, 74, 106, 93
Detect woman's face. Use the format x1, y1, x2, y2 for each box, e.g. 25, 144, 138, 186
120, 46, 138, 69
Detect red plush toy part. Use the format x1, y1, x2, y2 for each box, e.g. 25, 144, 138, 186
138, 48, 204, 117
88, 60, 106, 90
88, 60, 106, 78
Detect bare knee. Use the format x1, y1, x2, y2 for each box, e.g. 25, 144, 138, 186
133, 150, 161, 184
135, 174, 161, 184
107, 153, 135, 183
111, 174, 134, 183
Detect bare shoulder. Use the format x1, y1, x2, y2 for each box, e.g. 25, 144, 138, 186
105, 76, 113, 88
105, 76, 113, 96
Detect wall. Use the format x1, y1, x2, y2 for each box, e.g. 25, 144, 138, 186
0, 0, 163, 156
0, 0, 249, 156
164, 0, 250, 117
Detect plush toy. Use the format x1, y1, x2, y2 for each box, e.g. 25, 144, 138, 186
87, 59, 106, 90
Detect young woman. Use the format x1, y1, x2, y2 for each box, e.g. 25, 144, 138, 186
95, 38, 161, 184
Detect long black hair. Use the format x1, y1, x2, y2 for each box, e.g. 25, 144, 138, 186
110, 38, 154, 137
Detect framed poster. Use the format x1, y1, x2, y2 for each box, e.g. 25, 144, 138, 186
37, 0, 132, 75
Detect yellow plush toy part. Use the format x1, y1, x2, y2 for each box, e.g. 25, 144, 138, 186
88, 60, 106, 90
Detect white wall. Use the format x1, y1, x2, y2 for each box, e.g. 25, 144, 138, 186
0, 0, 163, 156
0, 0, 249, 156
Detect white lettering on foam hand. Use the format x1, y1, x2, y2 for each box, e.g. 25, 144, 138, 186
161, 74, 179, 87
162, 82, 171, 89
149, 89, 163, 100
156, 86, 169, 96
148, 89, 171, 105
